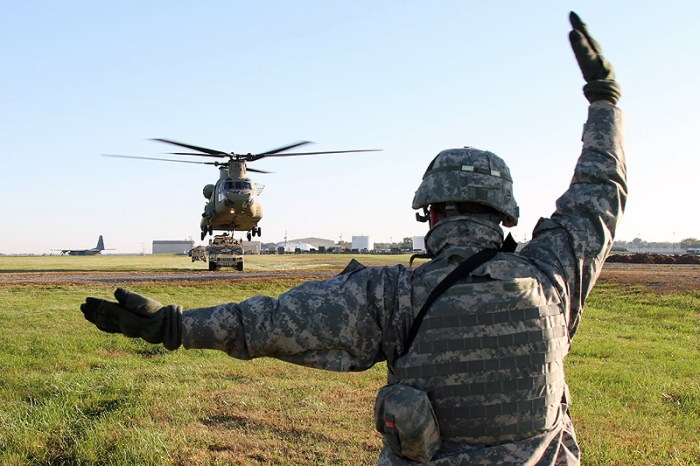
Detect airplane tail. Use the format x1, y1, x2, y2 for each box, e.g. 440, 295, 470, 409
96, 235, 105, 251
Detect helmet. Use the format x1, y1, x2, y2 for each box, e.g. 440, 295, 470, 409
412, 147, 519, 227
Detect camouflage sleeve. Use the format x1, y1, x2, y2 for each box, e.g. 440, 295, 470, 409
180, 261, 408, 371
522, 101, 626, 337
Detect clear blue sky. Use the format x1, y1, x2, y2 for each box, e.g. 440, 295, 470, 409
2, 1, 698, 254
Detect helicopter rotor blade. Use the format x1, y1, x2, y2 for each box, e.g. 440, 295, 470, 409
254, 140, 313, 157
101, 154, 217, 165
165, 152, 271, 172
151, 138, 228, 157
250, 148, 382, 161
248, 141, 315, 161
167, 152, 227, 158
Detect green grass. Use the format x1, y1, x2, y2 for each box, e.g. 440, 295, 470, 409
567, 284, 699, 465
0, 253, 421, 273
0, 259, 698, 465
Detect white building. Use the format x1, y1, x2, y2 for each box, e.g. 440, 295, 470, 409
152, 240, 194, 255
352, 235, 374, 251
275, 241, 314, 253
412, 236, 426, 252
241, 241, 261, 255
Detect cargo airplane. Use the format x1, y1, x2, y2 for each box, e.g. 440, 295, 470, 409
54, 235, 112, 255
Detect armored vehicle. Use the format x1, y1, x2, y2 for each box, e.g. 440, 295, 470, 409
205, 234, 244, 271
189, 246, 207, 262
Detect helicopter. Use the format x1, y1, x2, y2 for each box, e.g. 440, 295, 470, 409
104, 139, 380, 241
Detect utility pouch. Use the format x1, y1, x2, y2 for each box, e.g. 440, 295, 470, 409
374, 384, 441, 463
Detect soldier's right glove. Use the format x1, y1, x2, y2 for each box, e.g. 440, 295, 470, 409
569, 11, 621, 104
80, 288, 183, 350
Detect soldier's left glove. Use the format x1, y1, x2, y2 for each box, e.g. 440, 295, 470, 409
569, 11, 621, 104
80, 288, 183, 350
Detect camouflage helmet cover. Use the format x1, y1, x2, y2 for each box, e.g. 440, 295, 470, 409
412, 147, 519, 227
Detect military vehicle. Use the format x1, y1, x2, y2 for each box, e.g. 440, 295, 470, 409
189, 245, 207, 262
104, 139, 380, 241
205, 234, 244, 271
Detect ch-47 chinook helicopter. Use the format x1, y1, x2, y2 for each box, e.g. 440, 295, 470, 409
104, 138, 380, 241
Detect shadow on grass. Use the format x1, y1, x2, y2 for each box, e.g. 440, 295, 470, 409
202, 412, 378, 456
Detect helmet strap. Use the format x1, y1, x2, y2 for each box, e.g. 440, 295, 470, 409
415, 207, 430, 223
444, 203, 459, 216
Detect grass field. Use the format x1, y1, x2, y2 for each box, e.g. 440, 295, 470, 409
0, 253, 419, 273
0, 255, 698, 465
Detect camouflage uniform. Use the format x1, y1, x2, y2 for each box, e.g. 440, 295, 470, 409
182, 101, 625, 464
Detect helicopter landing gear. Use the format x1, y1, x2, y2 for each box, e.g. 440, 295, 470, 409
247, 226, 261, 242
201, 226, 214, 241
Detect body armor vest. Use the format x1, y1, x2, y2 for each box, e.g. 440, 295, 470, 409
392, 275, 569, 445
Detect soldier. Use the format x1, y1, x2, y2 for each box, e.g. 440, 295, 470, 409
81, 12, 625, 465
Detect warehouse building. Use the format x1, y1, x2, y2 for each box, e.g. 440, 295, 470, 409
152, 240, 194, 255
275, 240, 314, 253
241, 241, 261, 255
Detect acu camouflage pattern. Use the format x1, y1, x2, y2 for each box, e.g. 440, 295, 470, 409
412, 148, 520, 227
375, 383, 442, 462
390, 270, 569, 446
181, 101, 626, 465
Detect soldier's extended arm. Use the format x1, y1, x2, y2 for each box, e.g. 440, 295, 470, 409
81, 263, 404, 371
180, 264, 403, 371
521, 12, 626, 337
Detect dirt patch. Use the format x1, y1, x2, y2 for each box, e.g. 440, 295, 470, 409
599, 263, 700, 293
607, 253, 700, 265
2, 263, 698, 294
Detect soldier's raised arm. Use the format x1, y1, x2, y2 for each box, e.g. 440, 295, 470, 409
522, 12, 627, 337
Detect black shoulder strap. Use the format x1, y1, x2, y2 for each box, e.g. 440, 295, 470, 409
402, 248, 499, 357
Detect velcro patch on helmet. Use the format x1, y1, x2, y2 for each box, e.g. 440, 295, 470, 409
449, 165, 512, 181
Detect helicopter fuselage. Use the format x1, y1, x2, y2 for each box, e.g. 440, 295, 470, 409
200, 165, 263, 238
104, 138, 379, 242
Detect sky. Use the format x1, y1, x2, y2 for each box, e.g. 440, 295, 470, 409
1, 1, 699, 254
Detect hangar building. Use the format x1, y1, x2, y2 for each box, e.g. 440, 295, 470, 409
152, 240, 194, 255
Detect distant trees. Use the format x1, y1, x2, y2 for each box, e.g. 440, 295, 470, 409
614, 237, 699, 251
680, 238, 700, 249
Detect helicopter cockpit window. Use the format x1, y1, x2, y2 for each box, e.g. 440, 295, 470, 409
222, 179, 253, 190
231, 181, 252, 190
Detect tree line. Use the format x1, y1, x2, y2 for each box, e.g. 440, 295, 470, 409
614, 237, 700, 250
